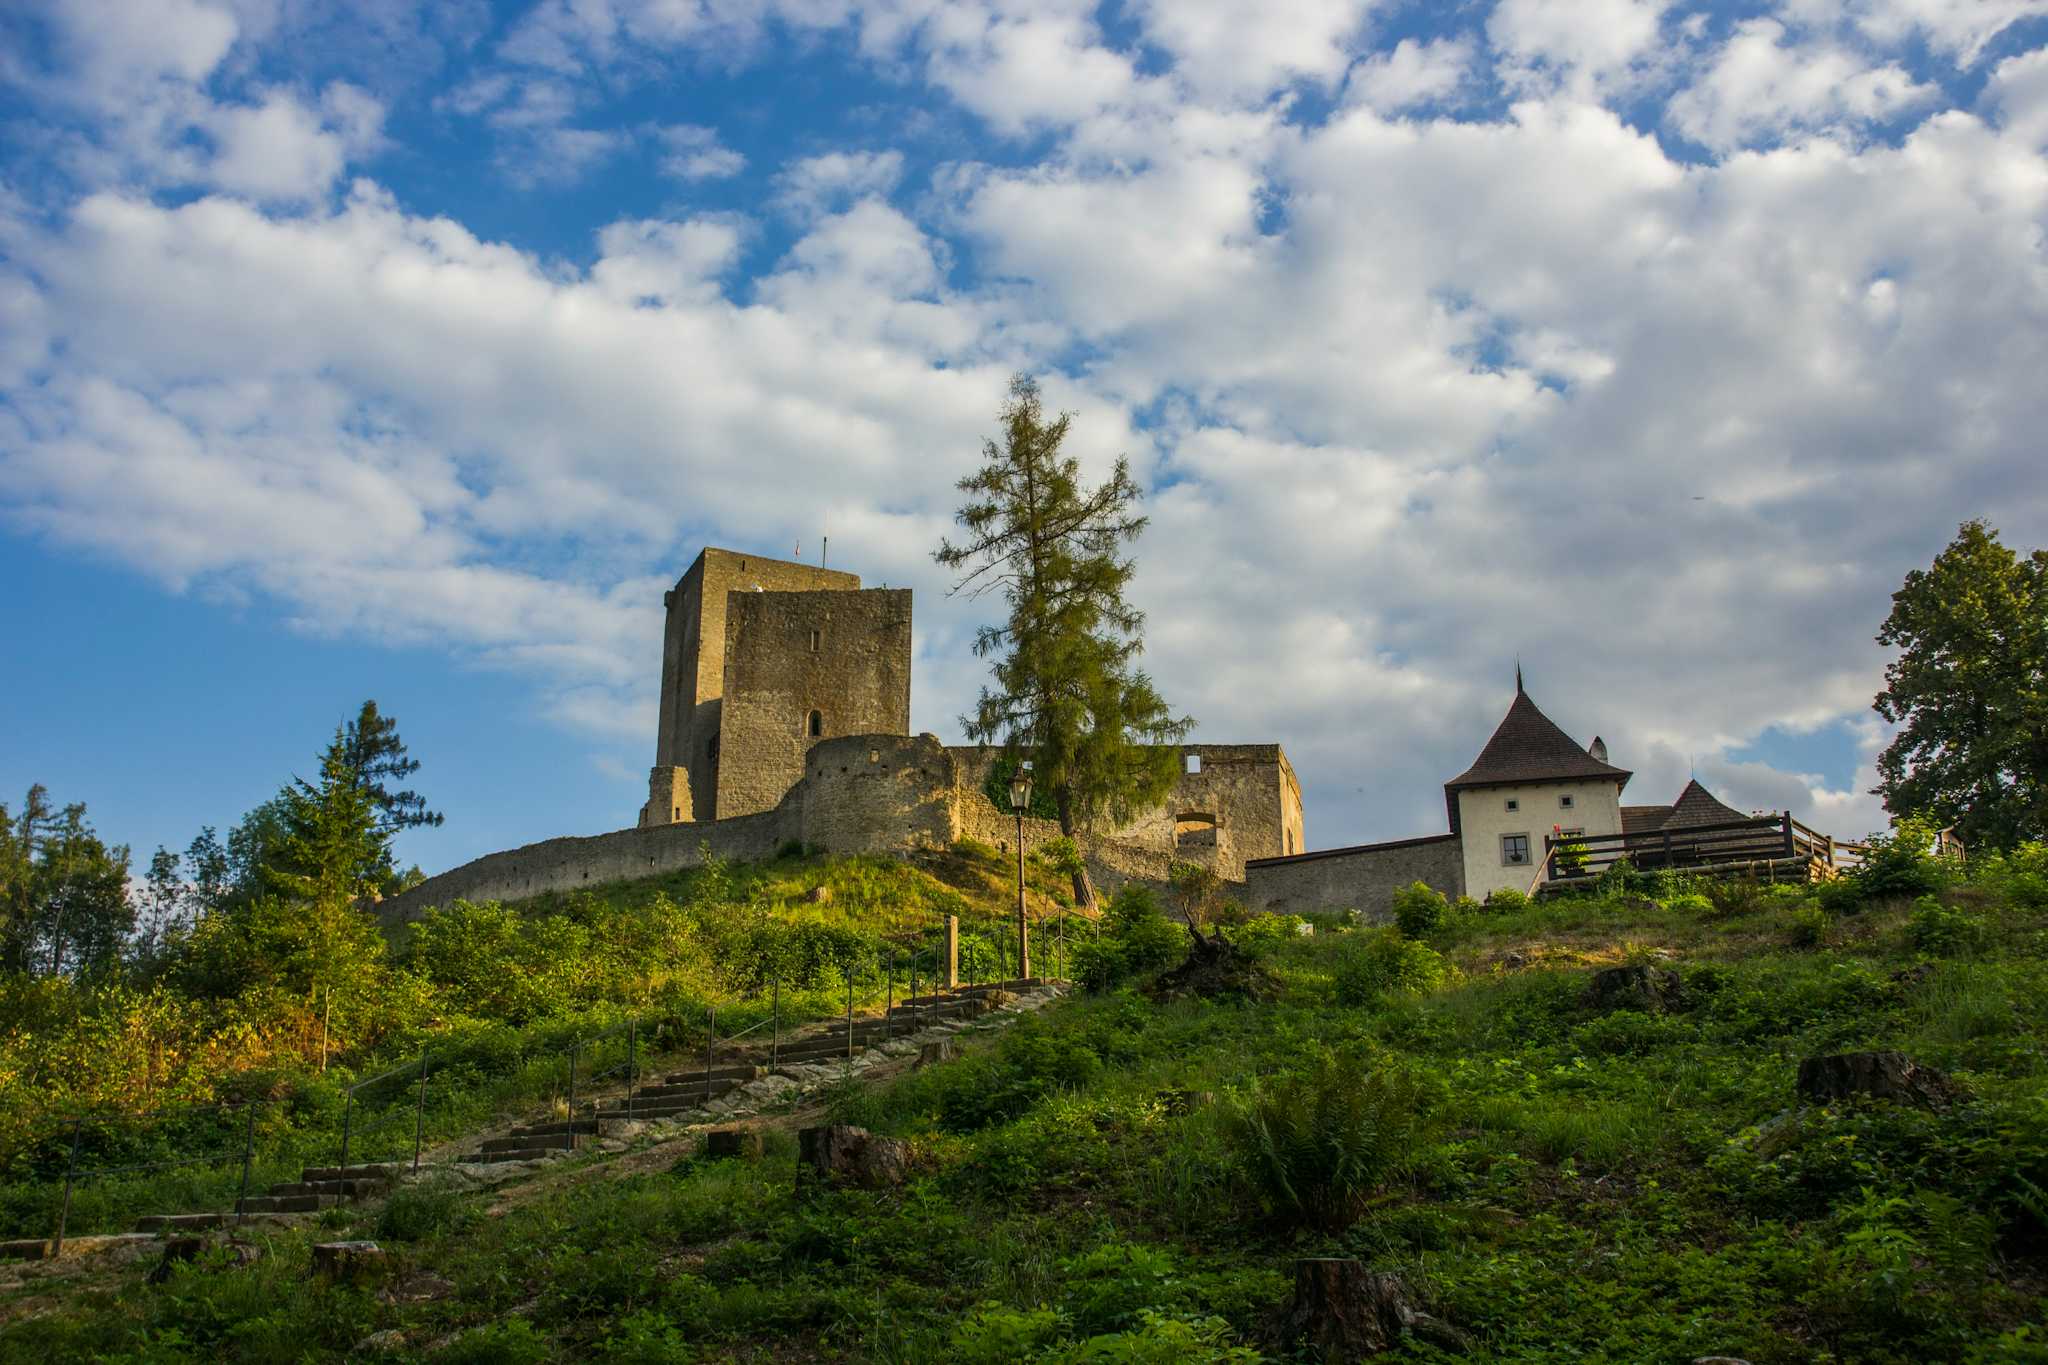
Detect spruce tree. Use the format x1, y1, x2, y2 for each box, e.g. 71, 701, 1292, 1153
936, 374, 1191, 906
342, 700, 443, 836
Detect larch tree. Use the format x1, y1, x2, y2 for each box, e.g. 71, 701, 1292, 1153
936, 374, 1192, 907
1873, 520, 2048, 851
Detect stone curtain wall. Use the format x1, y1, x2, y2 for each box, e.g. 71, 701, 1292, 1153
948, 743, 1301, 880
378, 808, 791, 927
1240, 834, 1465, 920
382, 734, 957, 927
657, 549, 862, 823
717, 589, 913, 819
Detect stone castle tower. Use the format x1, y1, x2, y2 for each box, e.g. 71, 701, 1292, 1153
643, 547, 912, 826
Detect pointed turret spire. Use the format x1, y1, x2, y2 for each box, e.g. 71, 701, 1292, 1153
1515, 658, 1525, 695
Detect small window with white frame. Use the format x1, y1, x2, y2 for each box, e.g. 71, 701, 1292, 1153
1559, 794, 1575, 810
1501, 833, 1530, 866
1504, 797, 1519, 813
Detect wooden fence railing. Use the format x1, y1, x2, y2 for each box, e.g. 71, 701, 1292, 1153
1543, 813, 1866, 884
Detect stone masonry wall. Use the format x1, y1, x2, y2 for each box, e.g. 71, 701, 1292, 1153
716, 588, 913, 819
795, 733, 958, 855
656, 548, 862, 822
947, 743, 1301, 880
1240, 834, 1465, 920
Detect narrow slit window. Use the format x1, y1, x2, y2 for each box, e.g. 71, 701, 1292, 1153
808, 709, 823, 738
808, 629, 822, 653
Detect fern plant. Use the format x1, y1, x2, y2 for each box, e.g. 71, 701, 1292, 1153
1224, 1049, 1426, 1231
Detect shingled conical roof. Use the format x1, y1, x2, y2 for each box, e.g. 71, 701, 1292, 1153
1445, 686, 1632, 793
1663, 778, 1747, 828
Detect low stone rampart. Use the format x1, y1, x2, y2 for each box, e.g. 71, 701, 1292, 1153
1241, 833, 1464, 920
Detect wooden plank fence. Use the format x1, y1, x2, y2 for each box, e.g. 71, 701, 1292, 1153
1543, 813, 1866, 885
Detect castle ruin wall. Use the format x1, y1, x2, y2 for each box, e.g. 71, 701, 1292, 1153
1240, 834, 1464, 920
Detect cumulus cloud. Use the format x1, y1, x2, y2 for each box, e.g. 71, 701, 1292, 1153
1668, 18, 1941, 151
654, 124, 747, 181
773, 150, 906, 221
3, 0, 2045, 856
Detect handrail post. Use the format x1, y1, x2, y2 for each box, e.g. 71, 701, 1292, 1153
845, 965, 854, 1063
234, 1102, 257, 1225
52, 1117, 81, 1257
339, 1087, 354, 1173
625, 1018, 637, 1121
885, 953, 894, 1038
566, 1043, 578, 1150
705, 1003, 716, 1097
1782, 810, 1795, 859
770, 977, 780, 1071
412, 1051, 429, 1173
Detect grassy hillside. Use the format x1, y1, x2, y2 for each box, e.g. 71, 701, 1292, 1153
6, 855, 2047, 1362
0, 840, 1080, 1243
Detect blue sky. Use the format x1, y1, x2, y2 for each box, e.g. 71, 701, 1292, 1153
3, 0, 2047, 876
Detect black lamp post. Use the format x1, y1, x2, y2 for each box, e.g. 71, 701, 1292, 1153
1009, 762, 1032, 981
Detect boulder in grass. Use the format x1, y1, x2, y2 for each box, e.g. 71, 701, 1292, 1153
146, 1237, 206, 1285
1797, 1051, 1960, 1110
796, 1125, 916, 1194
311, 1241, 390, 1286
705, 1129, 764, 1160
1583, 965, 1682, 1013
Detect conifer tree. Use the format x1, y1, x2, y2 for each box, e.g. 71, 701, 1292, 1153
936, 375, 1191, 906
342, 700, 443, 836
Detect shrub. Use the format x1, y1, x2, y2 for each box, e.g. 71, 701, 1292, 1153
1787, 903, 1831, 948
1854, 818, 1948, 905
375, 1184, 472, 1242
1071, 888, 1189, 991
1225, 1049, 1427, 1231
1483, 886, 1529, 912
1663, 892, 1713, 915
1390, 882, 1448, 939
1219, 914, 1302, 955
1333, 930, 1453, 1005
1907, 896, 1985, 955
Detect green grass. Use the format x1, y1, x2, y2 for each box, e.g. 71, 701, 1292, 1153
5, 873, 2047, 1362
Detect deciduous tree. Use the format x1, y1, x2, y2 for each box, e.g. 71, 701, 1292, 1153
936, 375, 1191, 906
1874, 521, 2048, 851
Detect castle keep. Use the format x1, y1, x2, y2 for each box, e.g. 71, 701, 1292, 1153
383, 547, 1301, 924
646, 548, 911, 825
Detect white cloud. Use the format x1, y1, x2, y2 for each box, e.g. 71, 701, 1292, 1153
1127, 0, 1371, 102
654, 124, 747, 181
1346, 37, 1473, 114
1988, 46, 2048, 146
1487, 0, 1671, 97
772, 150, 905, 220
1668, 18, 1941, 152
1827, 0, 2048, 67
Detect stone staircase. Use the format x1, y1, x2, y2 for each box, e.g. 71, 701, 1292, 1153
130, 1163, 400, 1234
458, 979, 1046, 1166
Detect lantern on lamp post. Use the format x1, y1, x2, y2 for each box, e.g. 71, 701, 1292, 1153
1009, 762, 1032, 981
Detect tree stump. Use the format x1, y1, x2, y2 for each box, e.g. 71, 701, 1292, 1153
796, 1125, 915, 1194
311, 1241, 390, 1285
1270, 1258, 1465, 1361
916, 1040, 957, 1068
1147, 930, 1280, 1003
146, 1237, 206, 1285
705, 1129, 763, 1160
1797, 1052, 1959, 1109
1583, 965, 1681, 1012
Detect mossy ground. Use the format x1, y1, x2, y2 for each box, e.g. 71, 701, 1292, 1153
4, 874, 2045, 1363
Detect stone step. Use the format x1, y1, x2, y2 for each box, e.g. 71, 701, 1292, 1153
604, 1080, 744, 1108
134, 1213, 228, 1234
458, 1146, 562, 1165
0, 1239, 50, 1261
266, 1178, 390, 1200
592, 1095, 711, 1119
509, 1118, 601, 1140
235, 1194, 337, 1215
300, 1164, 400, 1184
659, 1064, 760, 1085
481, 1133, 574, 1155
